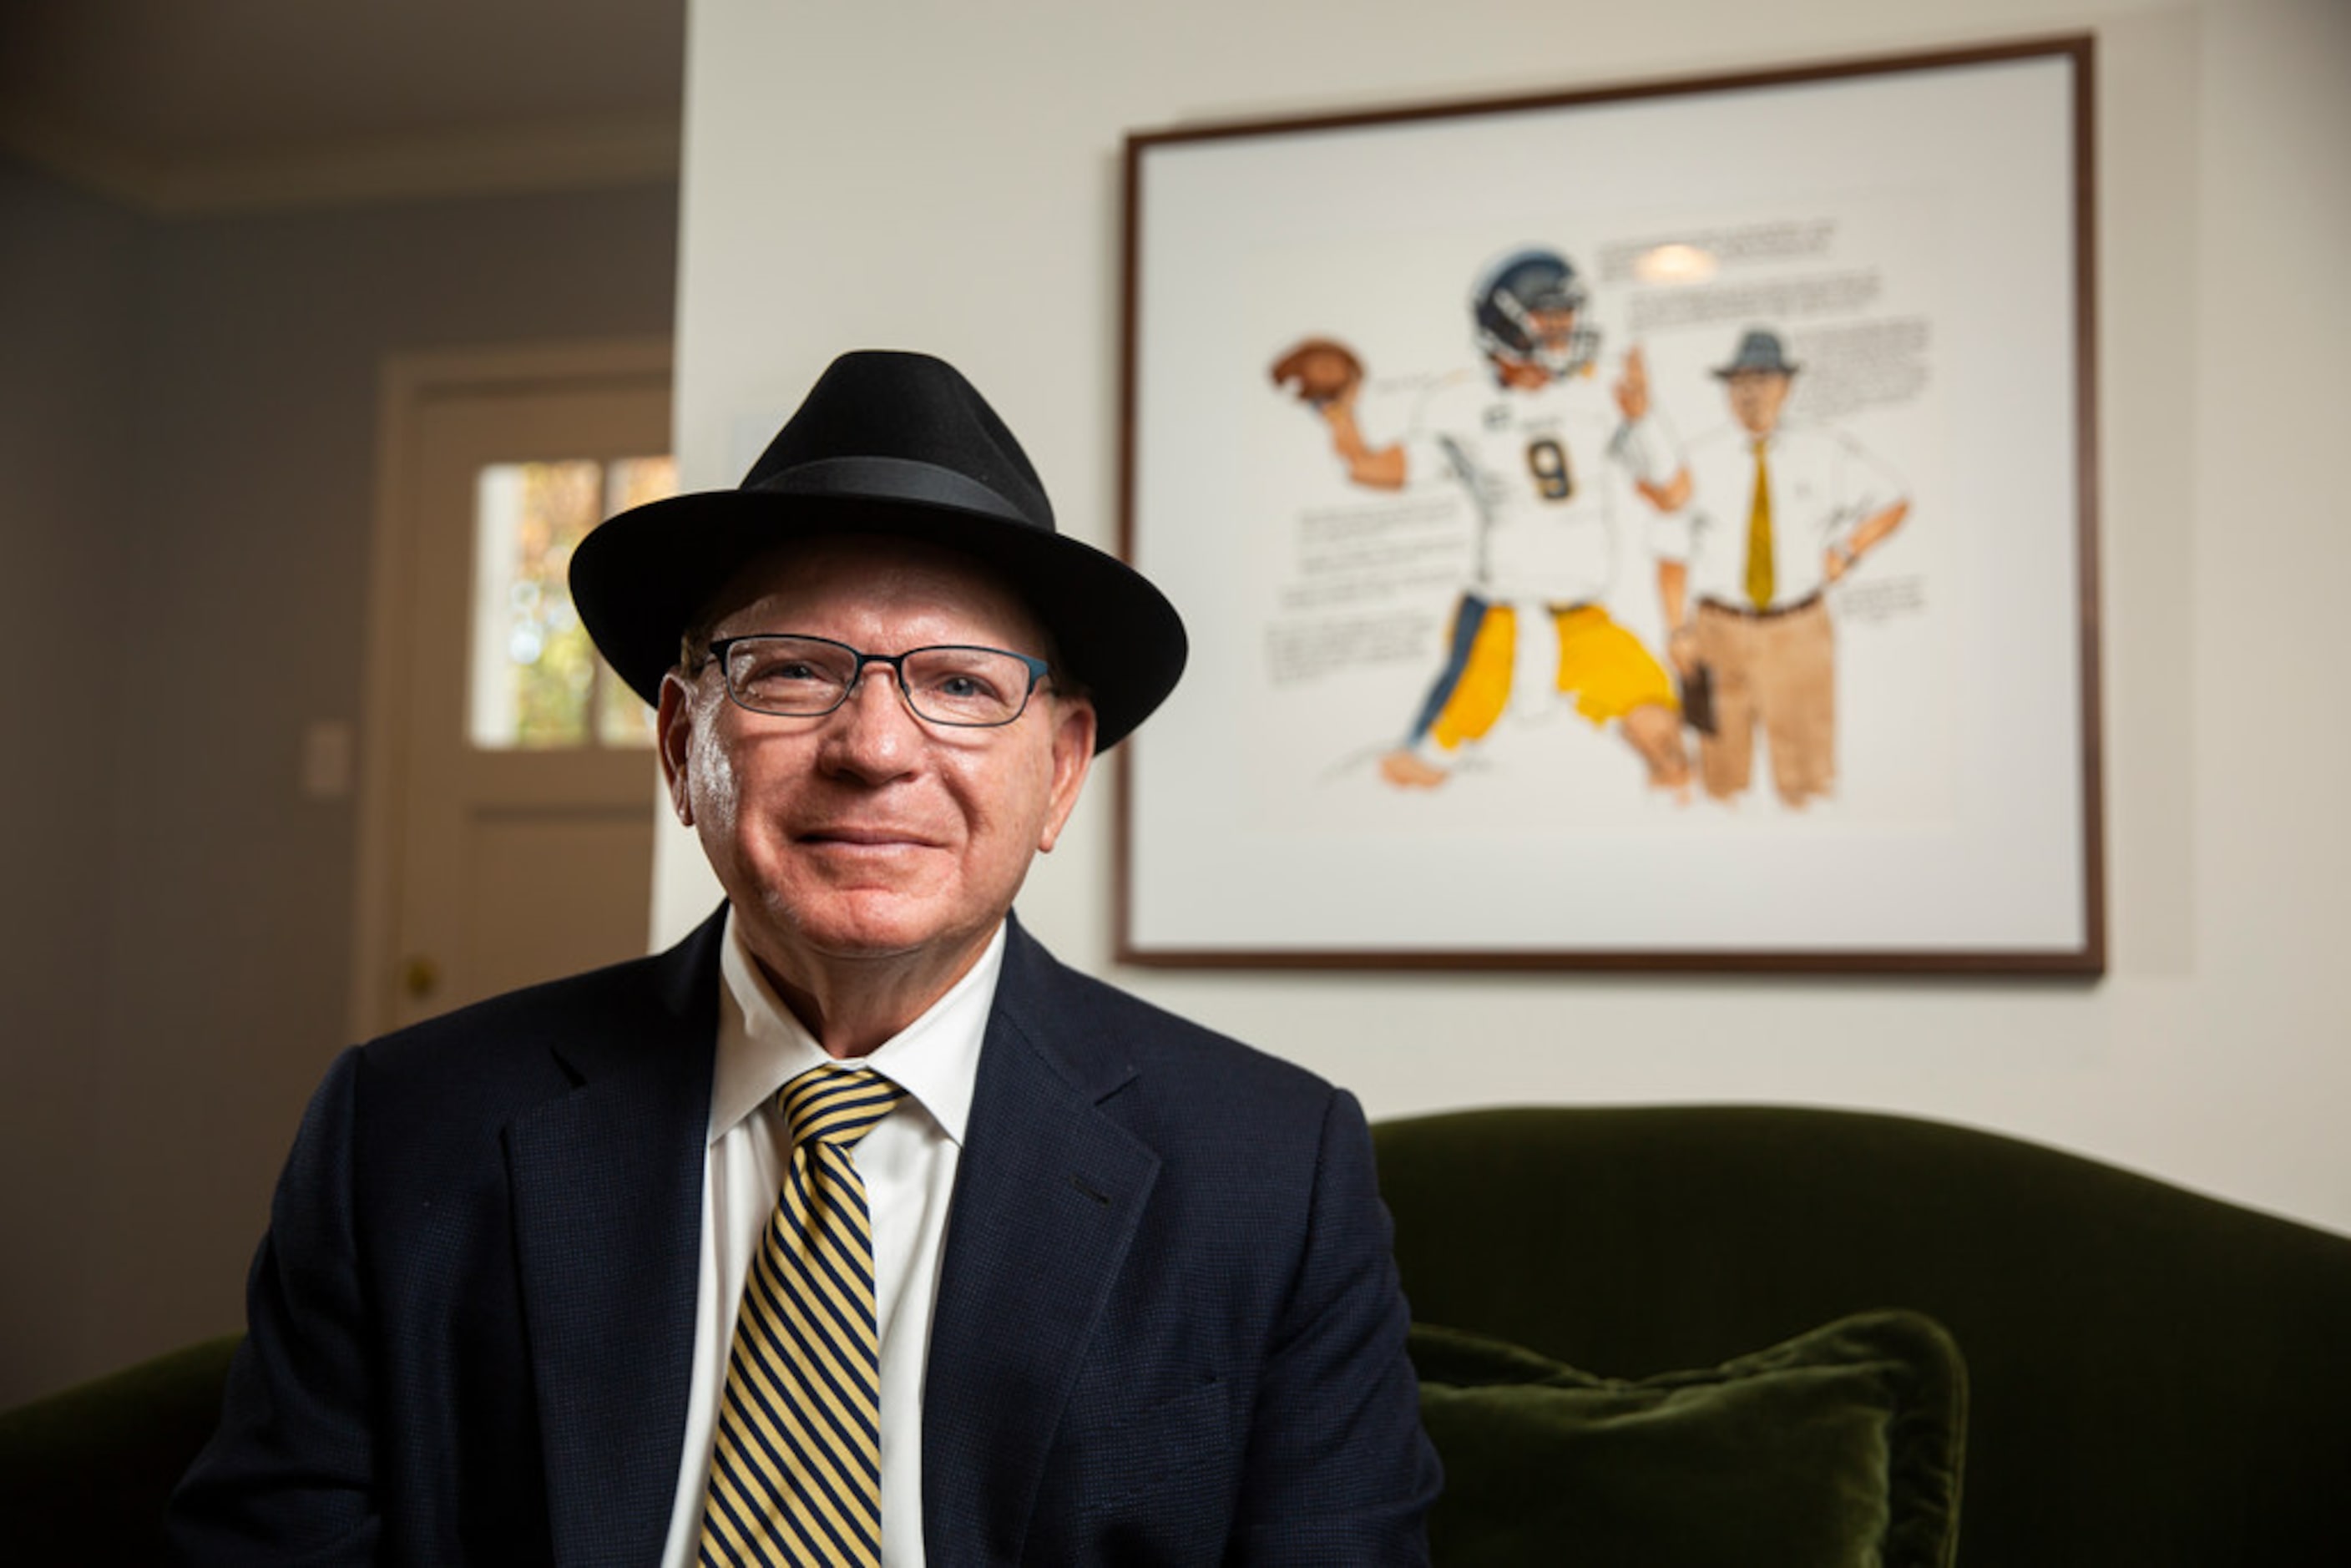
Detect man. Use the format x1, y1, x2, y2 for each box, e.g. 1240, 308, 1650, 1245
1272, 247, 1691, 795
1655, 327, 1912, 807
169, 352, 1439, 1564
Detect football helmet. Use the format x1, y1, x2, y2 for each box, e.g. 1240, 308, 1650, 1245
1470, 248, 1600, 378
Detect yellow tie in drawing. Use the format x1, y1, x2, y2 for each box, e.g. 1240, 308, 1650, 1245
1745, 437, 1775, 609
700, 1067, 905, 1567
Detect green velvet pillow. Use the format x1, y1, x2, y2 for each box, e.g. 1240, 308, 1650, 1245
1411, 1310, 1966, 1568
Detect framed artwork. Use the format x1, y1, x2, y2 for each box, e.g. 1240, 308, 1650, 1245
1116, 36, 2101, 974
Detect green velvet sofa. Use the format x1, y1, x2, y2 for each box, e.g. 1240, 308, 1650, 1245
1375, 1105, 2351, 1566
6, 1105, 2348, 1565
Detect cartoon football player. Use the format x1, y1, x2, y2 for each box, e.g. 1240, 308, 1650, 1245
1272, 248, 1691, 794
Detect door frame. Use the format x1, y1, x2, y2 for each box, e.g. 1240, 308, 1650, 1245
351, 338, 674, 1040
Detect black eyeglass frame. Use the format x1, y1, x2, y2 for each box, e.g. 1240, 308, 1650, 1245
703, 632, 1054, 728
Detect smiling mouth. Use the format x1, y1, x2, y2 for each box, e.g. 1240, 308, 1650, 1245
798, 827, 937, 849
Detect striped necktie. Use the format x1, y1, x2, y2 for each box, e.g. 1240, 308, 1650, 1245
700, 1067, 907, 1567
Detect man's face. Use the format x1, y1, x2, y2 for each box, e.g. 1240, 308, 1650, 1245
657, 535, 1095, 987
1493, 307, 1581, 391
1725, 369, 1793, 436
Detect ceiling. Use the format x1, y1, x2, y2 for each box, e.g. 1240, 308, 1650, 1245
0, 0, 688, 213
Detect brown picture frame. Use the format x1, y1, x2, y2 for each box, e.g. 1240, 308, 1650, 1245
1116, 37, 2102, 974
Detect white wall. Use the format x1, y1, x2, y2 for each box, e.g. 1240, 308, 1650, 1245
663, 0, 2351, 1234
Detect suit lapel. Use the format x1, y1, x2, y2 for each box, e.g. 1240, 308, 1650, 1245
921, 921, 1160, 1565
506, 912, 722, 1568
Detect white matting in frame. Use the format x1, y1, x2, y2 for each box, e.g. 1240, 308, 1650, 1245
1117, 38, 2101, 973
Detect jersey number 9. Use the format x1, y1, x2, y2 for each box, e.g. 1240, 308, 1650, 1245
1525, 438, 1575, 502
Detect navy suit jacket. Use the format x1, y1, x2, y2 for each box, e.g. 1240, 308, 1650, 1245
169, 912, 1438, 1564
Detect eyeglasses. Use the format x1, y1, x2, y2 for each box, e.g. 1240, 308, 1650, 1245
705, 633, 1052, 728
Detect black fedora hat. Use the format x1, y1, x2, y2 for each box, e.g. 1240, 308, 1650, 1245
570, 351, 1186, 751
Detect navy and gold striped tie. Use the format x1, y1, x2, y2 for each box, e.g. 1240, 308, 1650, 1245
700, 1067, 906, 1566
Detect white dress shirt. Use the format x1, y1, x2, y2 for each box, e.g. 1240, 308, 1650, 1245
1654, 422, 1906, 610
656, 911, 999, 1568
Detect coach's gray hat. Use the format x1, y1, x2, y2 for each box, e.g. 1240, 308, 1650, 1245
1712, 329, 1800, 378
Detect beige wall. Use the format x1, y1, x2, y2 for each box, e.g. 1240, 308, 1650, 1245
0, 164, 679, 1405
663, 0, 2351, 1232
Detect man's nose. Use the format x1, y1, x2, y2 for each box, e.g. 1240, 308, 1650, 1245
819, 665, 921, 774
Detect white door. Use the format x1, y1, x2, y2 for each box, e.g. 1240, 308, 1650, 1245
366, 350, 675, 1033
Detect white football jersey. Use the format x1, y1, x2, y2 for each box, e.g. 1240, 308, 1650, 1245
1399, 367, 1671, 604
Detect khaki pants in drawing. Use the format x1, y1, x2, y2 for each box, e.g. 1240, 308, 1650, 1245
1695, 596, 1835, 807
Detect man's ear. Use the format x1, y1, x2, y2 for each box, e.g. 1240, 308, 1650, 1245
1035, 696, 1097, 854
656, 670, 699, 827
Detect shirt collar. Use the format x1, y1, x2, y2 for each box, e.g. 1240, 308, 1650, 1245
710, 908, 999, 1148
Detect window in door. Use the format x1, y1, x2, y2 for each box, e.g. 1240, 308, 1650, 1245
468, 453, 676, 750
